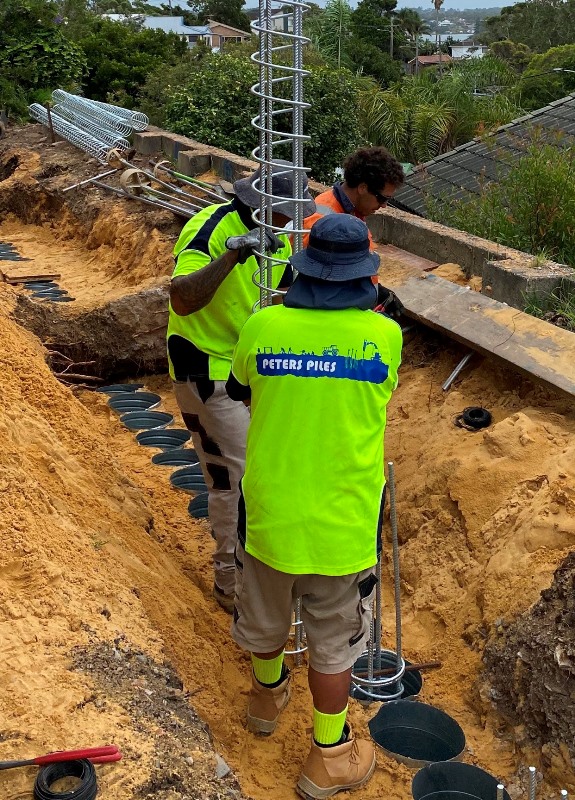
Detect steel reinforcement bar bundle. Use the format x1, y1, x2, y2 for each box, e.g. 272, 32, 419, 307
28, 91, 149, 163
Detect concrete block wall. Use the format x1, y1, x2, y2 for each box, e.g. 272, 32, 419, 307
369, 206, 575, 309
133, 126, 575, 311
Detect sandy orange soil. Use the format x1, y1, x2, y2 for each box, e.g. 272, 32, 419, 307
0, 127, 574, 800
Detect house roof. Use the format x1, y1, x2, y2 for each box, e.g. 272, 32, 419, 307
207, 18, 251, 36
391, 92, 575, 217
408, 54, 453, 65
103, 14, 210, 34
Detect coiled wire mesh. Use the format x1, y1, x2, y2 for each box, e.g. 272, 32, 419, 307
51, 90, 133, 137
250, 0, 311, 310
28, 103, 109, 163
86, 98, 149, 131
30, 91, 149, 162
250, 0, 311, 666
52, 103, 131, 152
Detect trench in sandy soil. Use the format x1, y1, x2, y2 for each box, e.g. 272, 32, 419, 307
1, 132, 575, 800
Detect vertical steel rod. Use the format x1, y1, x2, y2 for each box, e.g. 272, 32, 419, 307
528, 766, 537, 800
388, 461, 402, 683
294, 597, 303, 666
374, 553, 382, 670
496, 784, 504, 800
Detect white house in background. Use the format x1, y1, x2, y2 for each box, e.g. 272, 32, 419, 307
449, 40, 489, 59
103, 14, 251, 49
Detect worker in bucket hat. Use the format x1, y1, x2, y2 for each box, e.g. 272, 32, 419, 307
226, 214, 403, 799
168, 160, 315, 613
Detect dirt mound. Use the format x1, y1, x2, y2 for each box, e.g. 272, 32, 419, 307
484, 551, 575, 783
1, 124, 575, 800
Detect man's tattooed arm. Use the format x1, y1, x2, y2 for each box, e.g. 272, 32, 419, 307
170, 250, 239, 316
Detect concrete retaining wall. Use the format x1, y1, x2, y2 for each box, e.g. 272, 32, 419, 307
133, 127, 575, 311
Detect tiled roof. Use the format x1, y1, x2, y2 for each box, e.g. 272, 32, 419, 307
408, 54, 453, 65
391, 92, 575, 217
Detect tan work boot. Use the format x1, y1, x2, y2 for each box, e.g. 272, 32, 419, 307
296, 727, 376, 799
247, 670, 291, 735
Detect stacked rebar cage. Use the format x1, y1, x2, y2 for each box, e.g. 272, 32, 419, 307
29, 91, 149, 163
250, 0, 311, 664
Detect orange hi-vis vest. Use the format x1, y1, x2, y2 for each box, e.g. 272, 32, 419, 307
301, 184, 375, 250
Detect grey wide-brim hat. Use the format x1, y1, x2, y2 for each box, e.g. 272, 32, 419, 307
233, 159, 316, 220
290, 214, 380, 281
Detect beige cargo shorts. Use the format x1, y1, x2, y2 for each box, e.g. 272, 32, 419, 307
232, 544, 377, 674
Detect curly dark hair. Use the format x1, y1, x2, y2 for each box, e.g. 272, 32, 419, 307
343, 147, 405, 191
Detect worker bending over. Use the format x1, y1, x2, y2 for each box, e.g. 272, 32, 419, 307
168, 160, 315, 612
226, 214, 402, 799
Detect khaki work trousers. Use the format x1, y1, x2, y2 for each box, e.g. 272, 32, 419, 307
173, 378, 250, 596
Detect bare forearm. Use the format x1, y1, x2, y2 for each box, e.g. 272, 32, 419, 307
170, 250, 239, 315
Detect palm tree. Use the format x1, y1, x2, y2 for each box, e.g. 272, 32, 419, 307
357, 56, 523, 163
308, 0, 353, 69
396, 9, 431, 73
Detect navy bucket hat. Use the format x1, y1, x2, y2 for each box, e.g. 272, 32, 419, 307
289, 214, 380, 281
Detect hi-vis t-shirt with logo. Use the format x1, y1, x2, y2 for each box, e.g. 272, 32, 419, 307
231, 304, 402, 576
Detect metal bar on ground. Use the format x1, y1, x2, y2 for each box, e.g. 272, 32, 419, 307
442, 351, 474, 391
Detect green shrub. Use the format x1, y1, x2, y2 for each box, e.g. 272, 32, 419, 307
163, 54, 364, 183
428, 135, 575, 267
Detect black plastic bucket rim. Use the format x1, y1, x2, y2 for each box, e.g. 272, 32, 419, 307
170, 465, 207, 493
108, 392, 161, 412
151, 447, 198, 465
188, 491, 209, 519
368, 700, 466, 768
45, 295, 75, 302
350, 652, 422, 702
24, 281, 58, 290
97, 383, 145, 394
412, 762, 511, 800
31, 288, 68, 297
136, 429, 191, 450
120, 411, 173, 431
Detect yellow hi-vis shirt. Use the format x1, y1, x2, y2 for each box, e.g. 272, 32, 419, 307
167, 198, 291, 381
231, 304, 402, 575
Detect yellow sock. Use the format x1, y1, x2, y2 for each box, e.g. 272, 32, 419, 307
313, 706, 348, 746
251, 653, 284, 686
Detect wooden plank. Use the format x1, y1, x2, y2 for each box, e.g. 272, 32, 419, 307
376, 244, 438, 273
2, 270, 62, 284
394, 274, 575, 399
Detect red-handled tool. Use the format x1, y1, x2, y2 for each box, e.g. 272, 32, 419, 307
0, 746, 122, 771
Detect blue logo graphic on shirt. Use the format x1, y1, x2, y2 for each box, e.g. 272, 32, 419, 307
255, 342, 389, 383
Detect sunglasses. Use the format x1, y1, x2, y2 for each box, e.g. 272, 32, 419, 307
371, 190, 393, 205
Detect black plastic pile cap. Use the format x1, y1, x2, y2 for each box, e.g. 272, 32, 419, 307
369, 700, 465, 768
120, 411, 173, 431
137, 430, 192, 450
188, 492, 209, 519
412, 762, 511, 800
151, 447, 198, 465
96, 384, 145, 394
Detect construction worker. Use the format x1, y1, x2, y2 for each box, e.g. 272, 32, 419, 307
302, 146, 405, 316
226, 214, 402, 799
168, 160, 315, 613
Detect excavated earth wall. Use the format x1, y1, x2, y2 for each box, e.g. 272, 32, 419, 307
0, 124, 574, 800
